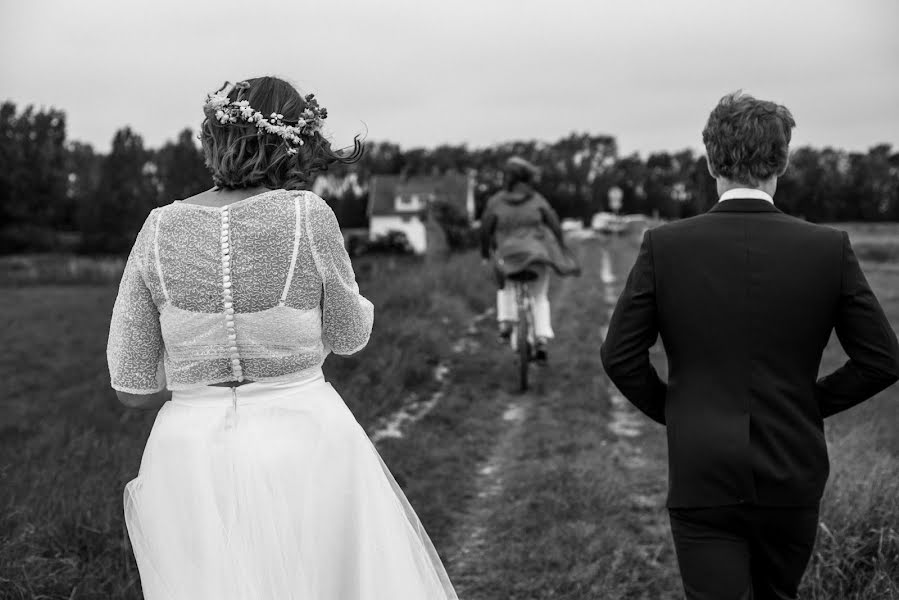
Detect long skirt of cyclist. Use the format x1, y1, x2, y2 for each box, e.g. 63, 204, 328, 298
480, 157, 581, 363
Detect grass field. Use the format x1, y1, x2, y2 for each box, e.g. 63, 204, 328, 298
1, 222, 898, 599
0, 251, 493, 599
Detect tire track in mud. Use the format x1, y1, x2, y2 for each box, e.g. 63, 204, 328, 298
597, 241, 671, 566
445, 394, 533, 593
367, 309, 495, 445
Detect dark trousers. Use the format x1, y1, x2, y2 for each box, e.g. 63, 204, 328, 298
668, 504, 819, 600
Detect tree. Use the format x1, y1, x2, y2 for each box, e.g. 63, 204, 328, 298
609, 153, 648, 215
0, 101, 69, 252
688, 156, 718, 215
80, 127, 158, 253
155, 128, 210, 202
62, 141, 101, 232
850, 144, 896, 221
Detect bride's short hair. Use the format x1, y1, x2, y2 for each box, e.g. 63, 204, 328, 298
702, 91, 795, 186
200, 76, 363, 190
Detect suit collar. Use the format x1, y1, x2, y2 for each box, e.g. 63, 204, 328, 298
719, 188, 774, 204
708, 197, 783, 214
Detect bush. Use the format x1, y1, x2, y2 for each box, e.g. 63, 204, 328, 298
431, 199, 479, 252
345, 232, 370, 257
365, 230, 415, 255
0, 225, 63, 254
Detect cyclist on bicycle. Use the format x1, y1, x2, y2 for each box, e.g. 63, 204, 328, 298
480, 156, 580, 363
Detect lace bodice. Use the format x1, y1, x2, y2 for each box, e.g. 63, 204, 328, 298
107, 190, 373, 393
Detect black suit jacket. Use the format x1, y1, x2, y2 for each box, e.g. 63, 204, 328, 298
600, 198, 899, 508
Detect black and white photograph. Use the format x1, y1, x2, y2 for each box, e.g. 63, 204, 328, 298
2, 1, 898, 598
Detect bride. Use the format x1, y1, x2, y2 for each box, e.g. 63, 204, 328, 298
107, 76, 458, 599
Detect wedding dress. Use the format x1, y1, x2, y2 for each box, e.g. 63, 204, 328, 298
108, 189, 457, 599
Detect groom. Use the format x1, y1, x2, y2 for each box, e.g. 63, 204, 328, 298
600, 91, 899, 599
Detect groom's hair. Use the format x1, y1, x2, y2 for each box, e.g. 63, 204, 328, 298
702, 91, 795, 186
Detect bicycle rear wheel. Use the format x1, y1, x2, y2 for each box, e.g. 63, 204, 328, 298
517, 303, 530, 392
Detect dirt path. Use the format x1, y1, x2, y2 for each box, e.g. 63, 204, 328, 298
448, 394, 533, 592
447, 273, 579, 595
441, 235, 679, 599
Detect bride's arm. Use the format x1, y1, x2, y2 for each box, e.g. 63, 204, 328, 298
306, 193, 374, 355
107, 211, 169, 404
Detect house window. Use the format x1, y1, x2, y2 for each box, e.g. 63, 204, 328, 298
401, 215, 413, 223
394, 194, 421, 211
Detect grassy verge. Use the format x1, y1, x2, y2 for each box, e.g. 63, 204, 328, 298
800, 259, 899, 599
326, 253, 491, 425
830, 222, 899, 265
0, 251, 491, 599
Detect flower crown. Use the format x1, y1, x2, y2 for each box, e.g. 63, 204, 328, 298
203, 81, 327, 155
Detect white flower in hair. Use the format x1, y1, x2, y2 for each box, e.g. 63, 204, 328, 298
203, 81, 327, 155
207, 93, 230, 111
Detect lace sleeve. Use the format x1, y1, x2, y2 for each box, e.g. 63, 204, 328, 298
107, 212, 166, 393
306, 193, 374, 355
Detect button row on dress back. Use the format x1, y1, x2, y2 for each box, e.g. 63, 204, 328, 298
221, 205, 243, 382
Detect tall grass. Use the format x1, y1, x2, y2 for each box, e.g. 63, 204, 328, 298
326, 253, 491, 425
0, 251, 491, 599
802, 422, 899, 599
798, 229, 899, 599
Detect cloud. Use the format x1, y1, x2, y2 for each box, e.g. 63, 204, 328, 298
2, 0, 896, 155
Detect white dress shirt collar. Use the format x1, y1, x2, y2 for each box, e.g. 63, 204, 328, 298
719, 188, 774, 204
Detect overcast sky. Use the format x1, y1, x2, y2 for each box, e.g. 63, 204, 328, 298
2, 0, 897, 157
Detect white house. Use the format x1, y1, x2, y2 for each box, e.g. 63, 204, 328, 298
367, 173, 474, 254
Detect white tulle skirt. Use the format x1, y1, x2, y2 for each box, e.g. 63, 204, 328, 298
124, 371, 458, 599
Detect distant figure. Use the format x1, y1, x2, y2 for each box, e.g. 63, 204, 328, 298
107, 77, 457, 599
480, 156, 580, 362
601, 91, 899, 600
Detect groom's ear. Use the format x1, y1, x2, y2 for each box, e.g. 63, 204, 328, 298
706, 158, 718, 179
777, 152, 790, 177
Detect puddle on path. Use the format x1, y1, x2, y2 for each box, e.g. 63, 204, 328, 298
599, 246, 670, 562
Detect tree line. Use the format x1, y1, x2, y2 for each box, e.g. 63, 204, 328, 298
2, 100, 897, 254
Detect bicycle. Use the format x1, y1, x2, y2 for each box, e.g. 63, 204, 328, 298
506, 268, 540, 392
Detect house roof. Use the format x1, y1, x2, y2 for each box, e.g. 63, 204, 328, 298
369, 173, 470, 216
